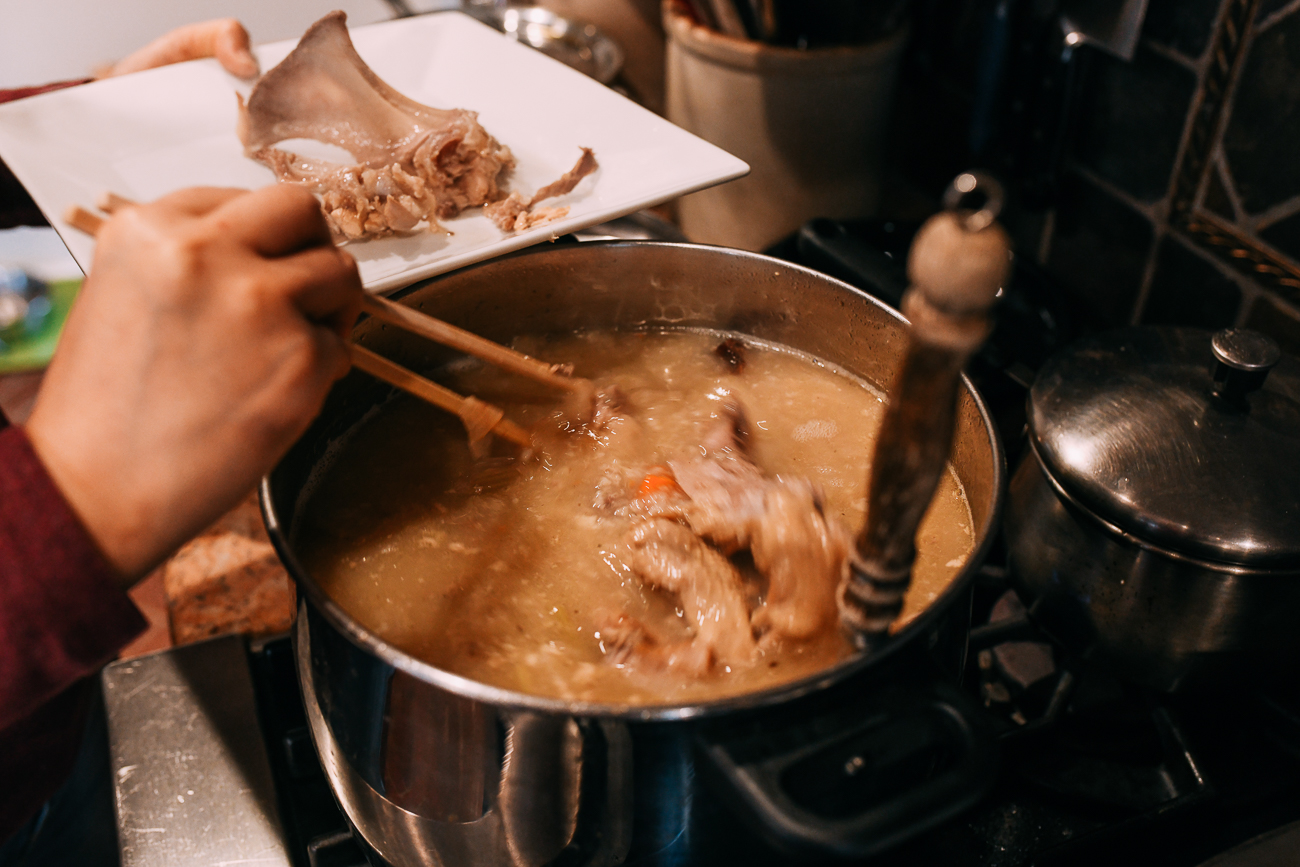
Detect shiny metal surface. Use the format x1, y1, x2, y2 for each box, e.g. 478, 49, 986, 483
297, 597, 988, 866
266, 241, 1004, 719
102, 635, 292, 867
1028, 326, 1300, 569
1211, 328, 1281, 403
265, 241, 1006, 863
466, 4, 625, 84
1006, 455, 1300, 693
298, 605, 636, 867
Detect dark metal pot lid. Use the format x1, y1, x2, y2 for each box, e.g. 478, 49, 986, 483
1027, 325, 1300, 569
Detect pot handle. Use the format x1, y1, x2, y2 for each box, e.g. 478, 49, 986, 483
697, 678, 997, 861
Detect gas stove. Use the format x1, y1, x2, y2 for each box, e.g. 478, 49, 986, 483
101, 578, 1300, 867
874, 568, 1300, 867
101, 222, 1300, 866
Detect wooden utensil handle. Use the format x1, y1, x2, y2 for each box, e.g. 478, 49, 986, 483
350, 344, 533, 449
839, 176, 1011, 649
357, 293, 587, 394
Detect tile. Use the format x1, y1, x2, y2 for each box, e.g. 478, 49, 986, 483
1202, 164, 1237, 221
997, 191, 1049, 265
1243, 293, 1300, 357
1222, 10, 1300, 214
1140, 234, 1242, 328
1257, 209, 1300, 266
1143, 0, 1226, 59
1073, 44, 1198, 203
1046, 171, 1155, 327
1257, 0, 1294, 24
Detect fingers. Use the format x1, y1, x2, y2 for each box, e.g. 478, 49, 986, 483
310, 320, 357, 386
151, 186, 248, 218
111, 186, 328, 256
267, 246, 363, 337
106, 19, 258, 79
212, 20, 260, 79
210, 184, 334, 256
131, 186, 356, 329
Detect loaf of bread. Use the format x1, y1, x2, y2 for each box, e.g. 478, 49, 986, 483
164, 493, 296, 645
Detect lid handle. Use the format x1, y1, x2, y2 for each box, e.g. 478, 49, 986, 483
1211, 328, 1280, 405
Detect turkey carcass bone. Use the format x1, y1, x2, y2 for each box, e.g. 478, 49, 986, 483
237, 11, 596, 240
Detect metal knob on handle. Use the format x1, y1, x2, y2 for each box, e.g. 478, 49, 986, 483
1211, 328, 1280, 405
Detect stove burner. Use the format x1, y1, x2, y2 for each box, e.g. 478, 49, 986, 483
245, 637, 371, 867
889, 574, 1300, 867
967, 590, 1214, 818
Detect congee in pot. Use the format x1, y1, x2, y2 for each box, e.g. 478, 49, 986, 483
296, 328, 974, 705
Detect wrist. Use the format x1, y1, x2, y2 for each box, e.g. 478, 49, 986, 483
22, 413, 147, 585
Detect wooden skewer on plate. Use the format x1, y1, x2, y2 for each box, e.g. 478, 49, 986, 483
61, 195, 584, 450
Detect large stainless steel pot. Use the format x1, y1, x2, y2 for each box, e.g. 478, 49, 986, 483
262, 241, 1005, 865
1005, 326, 1300, 693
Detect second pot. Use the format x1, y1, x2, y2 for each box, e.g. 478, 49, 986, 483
1005, 326, 1300, 693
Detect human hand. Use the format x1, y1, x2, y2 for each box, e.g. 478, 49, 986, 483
25, 185, 361, 582
101, 19, 260, 80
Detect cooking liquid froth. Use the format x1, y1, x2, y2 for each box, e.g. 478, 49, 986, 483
297, 330, 974, 705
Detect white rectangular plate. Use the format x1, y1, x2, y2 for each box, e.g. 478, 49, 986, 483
0, 12, 747, 292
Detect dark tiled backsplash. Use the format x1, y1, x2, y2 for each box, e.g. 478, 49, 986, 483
1073, 45, 1197, 205
1142, 0, 1223, 58
1044, 170, 1154, 328
1245, 294, 1300, 349
898, 0, 1300, 357
1141, 235, 1243, 329
1221, 10, 1300, 215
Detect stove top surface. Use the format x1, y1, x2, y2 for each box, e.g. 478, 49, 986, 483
101, 221, 1300, 867
102, 580, 1300, 867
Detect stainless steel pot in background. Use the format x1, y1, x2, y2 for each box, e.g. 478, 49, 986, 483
262, 241, 1005, 865
1005, 326, 1300, 693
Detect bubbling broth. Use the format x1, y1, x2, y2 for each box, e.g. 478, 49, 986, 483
297, 330, 974, 705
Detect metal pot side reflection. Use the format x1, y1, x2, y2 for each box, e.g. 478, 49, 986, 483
262, 241, 1006, 865
1006, 454, 1300, 694
1005, 325, 1300, 694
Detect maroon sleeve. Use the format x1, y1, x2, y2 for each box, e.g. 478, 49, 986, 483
0, 80, 92, 229
0, 420, 146, 840
0, 423, 146, 729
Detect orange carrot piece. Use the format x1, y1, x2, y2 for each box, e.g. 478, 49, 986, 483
636, 468, 682, 498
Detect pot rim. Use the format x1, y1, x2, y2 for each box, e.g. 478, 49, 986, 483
261, 240, 1006, 722
1025, 437, 1297, 577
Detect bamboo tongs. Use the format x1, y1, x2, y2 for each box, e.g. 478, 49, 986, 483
65, 194, 590, 449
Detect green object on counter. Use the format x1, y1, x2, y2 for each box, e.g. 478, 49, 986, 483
0, 278, 80, 373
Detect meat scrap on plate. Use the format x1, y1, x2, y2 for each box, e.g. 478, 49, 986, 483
237, 11, 598, 241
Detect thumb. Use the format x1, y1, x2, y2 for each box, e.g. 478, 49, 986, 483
213, 19, 260, 80
105, 19, 259, 79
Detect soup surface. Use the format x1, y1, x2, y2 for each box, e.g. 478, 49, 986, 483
298, 330, 974, 705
